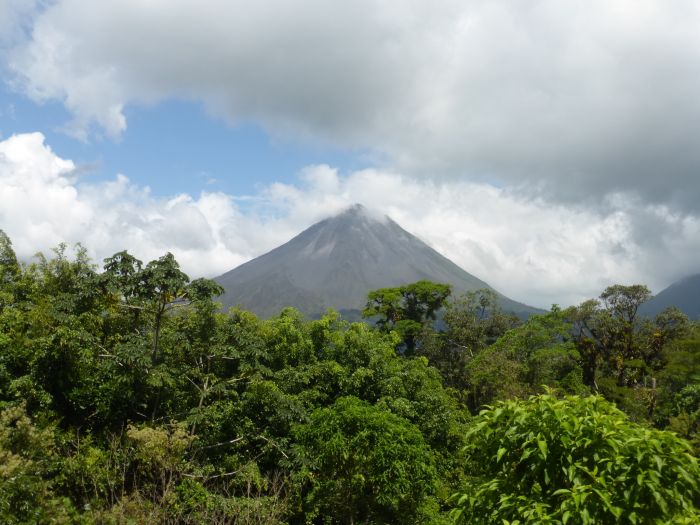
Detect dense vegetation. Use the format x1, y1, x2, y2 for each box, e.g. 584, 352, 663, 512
0, 231, 698, 523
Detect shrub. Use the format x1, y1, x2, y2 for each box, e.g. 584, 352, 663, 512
451, 392, 700, 524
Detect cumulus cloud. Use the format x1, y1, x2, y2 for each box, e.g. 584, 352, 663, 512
1, 132, 254, 275
2, 132, 699, 308
5, 0, 700, 210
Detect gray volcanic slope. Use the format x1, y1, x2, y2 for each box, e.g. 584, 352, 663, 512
215, 204, 540, 319
639, 274, 700, 321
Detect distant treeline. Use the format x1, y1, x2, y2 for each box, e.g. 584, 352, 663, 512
0, 231, 698, 524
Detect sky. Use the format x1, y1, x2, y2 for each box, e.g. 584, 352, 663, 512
1, 0, 700, 309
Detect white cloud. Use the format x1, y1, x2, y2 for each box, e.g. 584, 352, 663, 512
0, 132, 245, 274
2, 132, 699, 308
0, 0, 37, 45
6, 0, 700, 209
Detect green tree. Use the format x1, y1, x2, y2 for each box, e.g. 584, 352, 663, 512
100, 251, 224, 422
0, 404, 76, 523
451, 392, 700, 524
419, 289, 519, 391
568, 286, 692, 422
639, 306, 690, 374
444, 289, 519, 354
568, 285, 662, 389
464, 308, 584, 410
363, 280, 451, 355
0, 230, 19, 294
294, 396, 439, 524
600, 284, 652, 385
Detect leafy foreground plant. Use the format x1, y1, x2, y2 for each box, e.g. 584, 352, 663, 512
451, 392, 700, 524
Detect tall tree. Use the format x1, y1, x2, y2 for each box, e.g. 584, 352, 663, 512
600, 284, 652, 384
419, 288, 519, 391
0, 230, 19, 312
568, 285, 653, 388
363, 280, 451, 355
0, 230, 19, 286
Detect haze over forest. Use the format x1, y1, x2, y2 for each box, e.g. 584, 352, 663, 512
3, 1, 700, 309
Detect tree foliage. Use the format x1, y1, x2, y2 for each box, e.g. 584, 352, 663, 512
363, 280, 451, 355
452, 392, 700, 524
295, 396, 439, 524
0, 234, 698, 523
419, 289, 520, 392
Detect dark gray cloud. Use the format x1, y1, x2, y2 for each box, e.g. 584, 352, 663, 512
7, 0, 700, 211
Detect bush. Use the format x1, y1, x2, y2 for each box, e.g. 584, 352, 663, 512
0, 404, 77, 524
451, 392, 700, 524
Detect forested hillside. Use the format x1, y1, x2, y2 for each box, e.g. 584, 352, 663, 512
0, 231, 699, 524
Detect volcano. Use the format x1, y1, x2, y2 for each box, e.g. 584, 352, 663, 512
215, 204, 540, 319
640, 274, 700, 321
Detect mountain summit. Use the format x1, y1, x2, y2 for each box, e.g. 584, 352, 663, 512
215, 204, 538, 318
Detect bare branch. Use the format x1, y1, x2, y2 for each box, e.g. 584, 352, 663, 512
257, 434, 289, 459
182, 453, 265, 480
118, 303, 146, 311
184, 374, 203, 393
196, 436, 246, 450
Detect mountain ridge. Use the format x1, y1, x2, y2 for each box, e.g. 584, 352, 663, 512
640, 273, 700, 320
